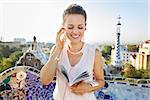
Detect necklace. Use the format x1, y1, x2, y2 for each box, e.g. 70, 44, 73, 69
67, 42, 84, 55
67, 49, 82, 55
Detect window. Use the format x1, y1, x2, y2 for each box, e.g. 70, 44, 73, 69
34, 62, 39, 68
26, 54, 33, 61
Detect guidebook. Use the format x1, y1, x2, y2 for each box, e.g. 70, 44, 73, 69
60, 65, 90, 86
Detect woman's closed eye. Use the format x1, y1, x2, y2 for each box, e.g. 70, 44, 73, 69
78, 27, 83, 29
67, 27, 83, 30
68, 27, 73, 29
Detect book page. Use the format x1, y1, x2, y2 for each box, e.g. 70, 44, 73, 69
60, 65, 90, 86
69, 71, 90, 86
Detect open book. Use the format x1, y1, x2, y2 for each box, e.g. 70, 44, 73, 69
60, 65, 90, 86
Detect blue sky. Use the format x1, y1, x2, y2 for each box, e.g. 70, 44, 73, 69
0, 0, 149, 44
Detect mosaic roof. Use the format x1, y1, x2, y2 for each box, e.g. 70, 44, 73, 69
0, 66, 150, 100
27, 46, 49, 64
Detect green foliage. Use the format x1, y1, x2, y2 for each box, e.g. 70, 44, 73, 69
105, 57, 111, 65
127, 45, 138, 52
122, 63, 150, 79
9, 51, 23, 65
101, 45, 112, 57
0, 46, 23, 73
123, 63, 136, 78
0, 58, 13, 72
0, 45, 11, 58
101, 45, 112, 64
0, 53, 3, 60
142, 69, 150, 79
135, 70, 143, 78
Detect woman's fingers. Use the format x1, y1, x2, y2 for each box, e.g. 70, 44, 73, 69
56, 28, 64, 42
70, 86, 85, 95
57, 28, 65, 39
70, 81, 88, 95
71, 89, 84, 95
57, 27, 65, 35
55, 27, 65, 49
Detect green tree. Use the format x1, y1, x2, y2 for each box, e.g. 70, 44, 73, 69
9, 51, 23, 65
142, 69, 150, 79
0, 45, 11, 57
0, 58, 13, 72
101, 45, 112, 57
135, 70, 143, 79
0, 52, 3, 60
10, 47, 22, 52
122, 63, 150, 79
127, 45, 138, 52
0, 60, 3, 72
101, 45, 112, 64
105, 57, 111, 65
0, 46, 23, 73
123, 63, 136, 78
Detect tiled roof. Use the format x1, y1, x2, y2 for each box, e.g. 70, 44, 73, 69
27, 46, 48, 64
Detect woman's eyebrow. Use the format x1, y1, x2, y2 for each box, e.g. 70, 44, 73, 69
68, 24, 84, 26
78, 24, 84, 26
68, 24, 74, 26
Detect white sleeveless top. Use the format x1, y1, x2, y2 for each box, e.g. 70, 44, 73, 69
53, 43, 97, 100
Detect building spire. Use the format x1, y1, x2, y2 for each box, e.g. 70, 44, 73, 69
33, 36, 36, 42
112, 15, 122, 67
116, 15, 121, 33
32, 36, 37, 50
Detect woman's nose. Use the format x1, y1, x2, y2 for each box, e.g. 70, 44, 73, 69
72, 28, 79, 33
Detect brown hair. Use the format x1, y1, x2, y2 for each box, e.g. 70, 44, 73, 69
63, 4, 87, 22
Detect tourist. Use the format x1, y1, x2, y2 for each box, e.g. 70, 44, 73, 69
40, 4, 105, 100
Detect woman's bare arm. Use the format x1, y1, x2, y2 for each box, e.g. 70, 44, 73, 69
40, 28, 65, 85
90, 49, 105, 91
40, 45, 61, 85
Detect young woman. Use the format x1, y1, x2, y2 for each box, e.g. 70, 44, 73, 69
40, 4, 105, 100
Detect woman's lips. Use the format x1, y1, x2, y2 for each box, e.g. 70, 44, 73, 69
71, 34, 80, 39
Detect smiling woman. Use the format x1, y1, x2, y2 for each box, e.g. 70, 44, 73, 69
40, 4, 105, 100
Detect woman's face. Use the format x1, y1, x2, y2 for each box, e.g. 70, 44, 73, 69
63, 14, 86, 44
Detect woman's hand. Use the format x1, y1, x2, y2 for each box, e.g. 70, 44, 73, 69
70, 81, 92, 95
55, 27, 66, 51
